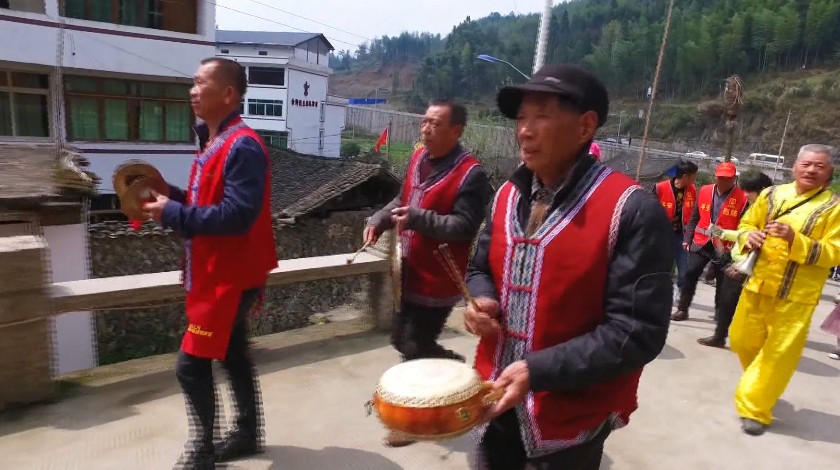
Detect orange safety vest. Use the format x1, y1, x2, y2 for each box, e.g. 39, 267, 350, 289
692, 184, 748, 250
655, 179, 696, 228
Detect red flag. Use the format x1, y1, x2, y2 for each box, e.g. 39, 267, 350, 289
373, 127, 388, 153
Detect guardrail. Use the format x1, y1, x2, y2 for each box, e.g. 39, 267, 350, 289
595, 140, 792, 179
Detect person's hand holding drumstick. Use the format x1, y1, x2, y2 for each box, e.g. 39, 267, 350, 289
362, 225, 380, 245
464, 297, 501, 337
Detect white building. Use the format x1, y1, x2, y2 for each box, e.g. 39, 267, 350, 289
0, 0, 215, 201
0, 0, 214, 374
216, 30, 347, 158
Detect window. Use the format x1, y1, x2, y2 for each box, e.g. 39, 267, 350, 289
319, 102, 326, 122
258, 51, 268, 56
248, 67, 285, 87
247, 99, 283, 117
318, 129, 324, 151
0, 70, 50, 138
62, 0, 197, 34
221, 49, 230, 54
1, 0, 45, 13
65, 76, 192, 142
256, 130, 288, 150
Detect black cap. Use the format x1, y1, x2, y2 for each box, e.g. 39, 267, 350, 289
497, 63, 610, 127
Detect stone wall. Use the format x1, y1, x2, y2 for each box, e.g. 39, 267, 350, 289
88, 210, 376, 365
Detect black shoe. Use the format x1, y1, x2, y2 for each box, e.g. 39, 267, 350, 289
740, 418, 767, 436
175, 450, 215, 469
383, 431, 416, 448
671, 310, 688, 321
214, 430, 262, 463
439, 349, 466, 363
697, 335, 726, 348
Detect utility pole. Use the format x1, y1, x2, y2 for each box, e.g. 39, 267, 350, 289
532, 0, 553, 74
636, 0, 675, 181
775, 109, 792, 181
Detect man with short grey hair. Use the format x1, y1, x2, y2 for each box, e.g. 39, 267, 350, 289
729, 144, 840, 436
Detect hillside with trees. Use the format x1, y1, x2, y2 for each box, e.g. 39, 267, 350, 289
330, 0, 840, 151
333, 0, 840, 102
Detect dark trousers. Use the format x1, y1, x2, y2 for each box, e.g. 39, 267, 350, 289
391, 300, 454, 361
673, 232, 688, 289
176, 288, 263, 453
715, 270, 746, 339
677, 243, 725, 314
476, 410, 610, 470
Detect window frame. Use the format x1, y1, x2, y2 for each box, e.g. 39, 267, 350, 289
0, 70, 52, 140
61, 0, 194, 33
247, 99, 284, 118
256, 130, 288, 150
64, 75, 194, 143
247, 67, 286, 87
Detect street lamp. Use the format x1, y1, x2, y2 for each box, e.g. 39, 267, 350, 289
476, 54, 531, 80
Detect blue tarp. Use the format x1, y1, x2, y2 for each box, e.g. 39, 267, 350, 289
348, 98, 388, 105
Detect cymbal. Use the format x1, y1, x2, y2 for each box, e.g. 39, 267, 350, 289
112, 160, 166, 199
119, 176, 169, 221
112, 160, 169, 221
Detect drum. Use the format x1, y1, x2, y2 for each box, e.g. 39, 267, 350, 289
369, 359, 502, 441
112, 160, 169, 220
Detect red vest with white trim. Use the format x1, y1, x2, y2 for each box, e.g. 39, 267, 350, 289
656, 180, 696, 227
180, 117, 278, 359
474, 166, 643, 457
399, 147, 480, 307
692, 184, 747, 250
185, 117, 277, 292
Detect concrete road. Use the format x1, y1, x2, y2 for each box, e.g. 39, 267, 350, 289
1, 281, 839, 469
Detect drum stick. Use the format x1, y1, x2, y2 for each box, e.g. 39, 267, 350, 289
434, 244, 480, 312
346, 240, 371, 264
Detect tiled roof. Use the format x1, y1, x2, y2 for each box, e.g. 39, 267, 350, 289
89, 149, 399, 236
216, 30, 334, 51
270, 148, 400, 218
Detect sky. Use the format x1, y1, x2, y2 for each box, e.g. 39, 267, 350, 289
215, 0, 552, 52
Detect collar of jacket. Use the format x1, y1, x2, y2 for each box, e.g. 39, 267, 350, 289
193, 111, 241, 151
510, 146, 596, 205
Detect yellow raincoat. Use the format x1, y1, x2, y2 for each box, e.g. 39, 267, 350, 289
730, 183, 840, 425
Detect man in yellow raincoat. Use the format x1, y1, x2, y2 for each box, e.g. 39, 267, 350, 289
731, 144, 840, 436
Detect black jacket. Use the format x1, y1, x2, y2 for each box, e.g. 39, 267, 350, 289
368, 144, 492, 241
466, 155, 673, 392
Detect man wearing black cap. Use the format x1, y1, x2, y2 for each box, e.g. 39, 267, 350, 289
465, 64, 673, 469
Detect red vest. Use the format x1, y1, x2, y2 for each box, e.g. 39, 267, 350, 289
400, 147, 480, 307
475, 167, 642, 456
656, 180, 696, 227
692, 184, 747, 250
181, 117, 278, 359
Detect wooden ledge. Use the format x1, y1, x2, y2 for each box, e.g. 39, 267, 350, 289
50, 252, 389, 313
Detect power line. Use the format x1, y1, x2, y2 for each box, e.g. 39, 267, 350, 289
240, 0, 372, 43
209, 0, 363, 49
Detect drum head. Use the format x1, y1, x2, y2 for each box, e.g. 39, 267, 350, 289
377, 359, 482, 408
